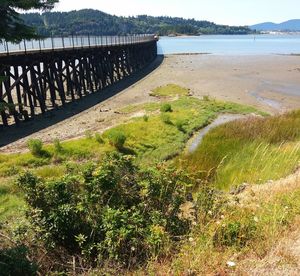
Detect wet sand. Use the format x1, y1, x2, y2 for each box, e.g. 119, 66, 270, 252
1, 54, 300, 153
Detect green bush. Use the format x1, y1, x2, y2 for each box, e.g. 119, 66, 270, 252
160, 103, 172, 113
27, 139, 43, 157
17, 153, 193, 268
94, 133, 104, 144
0, 245, 37, 276
107, 130, 127, 149
143, 115, 149, 122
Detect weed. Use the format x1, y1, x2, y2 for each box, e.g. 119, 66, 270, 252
203, 95, 211, 101
27, 139, 44, 157
175, 119, 186, 133
160, 103, 173, 113
107, 130, 127, 150
53, 139, 63, 153
161, 114, 173, 125
95, 133, 104, 144
85, 130, 93, 139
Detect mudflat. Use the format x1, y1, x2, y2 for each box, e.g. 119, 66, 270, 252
1, 54, 300, 153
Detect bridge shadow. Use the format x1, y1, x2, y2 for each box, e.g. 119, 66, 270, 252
0, 55, 164, 148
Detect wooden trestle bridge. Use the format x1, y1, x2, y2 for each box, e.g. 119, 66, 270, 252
0, 34, 157, 127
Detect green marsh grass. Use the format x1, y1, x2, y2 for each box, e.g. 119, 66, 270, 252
150, 84, 190, 98
0, 97, 263, 177
0, 96, 260, 219
180, 110, 300, 190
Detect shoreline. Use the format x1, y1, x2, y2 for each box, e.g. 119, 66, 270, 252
1, 54, 300, 153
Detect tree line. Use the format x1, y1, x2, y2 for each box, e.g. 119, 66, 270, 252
20, 9, 254, 37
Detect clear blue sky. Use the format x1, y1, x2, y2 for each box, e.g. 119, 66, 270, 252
54, 0, 300, 26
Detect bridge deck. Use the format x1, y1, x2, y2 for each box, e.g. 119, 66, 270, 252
0, 35, 157, 127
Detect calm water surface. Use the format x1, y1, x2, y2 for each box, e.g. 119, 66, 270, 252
157, 34, 300, 55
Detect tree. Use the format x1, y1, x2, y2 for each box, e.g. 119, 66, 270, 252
0, 0, 58, 42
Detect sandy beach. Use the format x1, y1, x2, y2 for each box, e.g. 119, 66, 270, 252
1, 54, 300, 153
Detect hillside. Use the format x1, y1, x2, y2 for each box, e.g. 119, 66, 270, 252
251, 19, 300, 31
20, 9, 253, 36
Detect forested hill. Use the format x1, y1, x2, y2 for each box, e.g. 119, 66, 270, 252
21, 9, 253, 36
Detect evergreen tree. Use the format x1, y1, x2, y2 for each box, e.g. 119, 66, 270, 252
0, 0, 58, 42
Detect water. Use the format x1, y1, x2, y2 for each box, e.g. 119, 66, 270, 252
157, 34, 300, 55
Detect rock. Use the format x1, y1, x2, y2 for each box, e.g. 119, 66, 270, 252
99, 108, 110, 112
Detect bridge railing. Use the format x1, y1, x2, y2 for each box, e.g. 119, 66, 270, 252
0, 34, 156, 55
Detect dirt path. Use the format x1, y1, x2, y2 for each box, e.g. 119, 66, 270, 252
1, 54, 300, 154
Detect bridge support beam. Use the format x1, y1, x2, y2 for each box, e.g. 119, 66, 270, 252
0, 40, 157, 127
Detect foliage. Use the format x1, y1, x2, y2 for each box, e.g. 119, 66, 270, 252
0, 0, 58, 42
160, 114, 173, 125
20, 9, 254, 36
94, 133, 104, 144
143, 115, 149, 122
27, 139, 44, 157
160, 103, 173, 113
175, 119, 186, 133
213, 220, 257, 248
107, 130, 127, 150
53, 138, 63, 154
0, 245, 37, 276
180, 110, 300, 189
17, 153, 193, 267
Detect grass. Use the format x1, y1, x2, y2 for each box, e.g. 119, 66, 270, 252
104, 97, 262, 166
179, 110, 300, 190
150, 84, 190, 98
117, 102, 160, 114
0, 96, 261, 176
0, 177, 25, 221
149, 182, 300, 275
0, 95, 262, 219
1, 84, 300, 274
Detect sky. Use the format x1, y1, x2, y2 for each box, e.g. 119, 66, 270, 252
54, 0, 300, 26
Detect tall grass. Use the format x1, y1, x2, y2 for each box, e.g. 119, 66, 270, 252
180, 110, 300, 190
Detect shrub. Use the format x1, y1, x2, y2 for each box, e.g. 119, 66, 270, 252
160, 114, 172, 125
160, 103, 172, 113
53, 138, 63, 153
95, 133, 104, 144
27, 139, 43, 157
17, 153, 193, 268
107, 130, 127, 149
0, 245, 37, 276
143, 115, 149, 122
